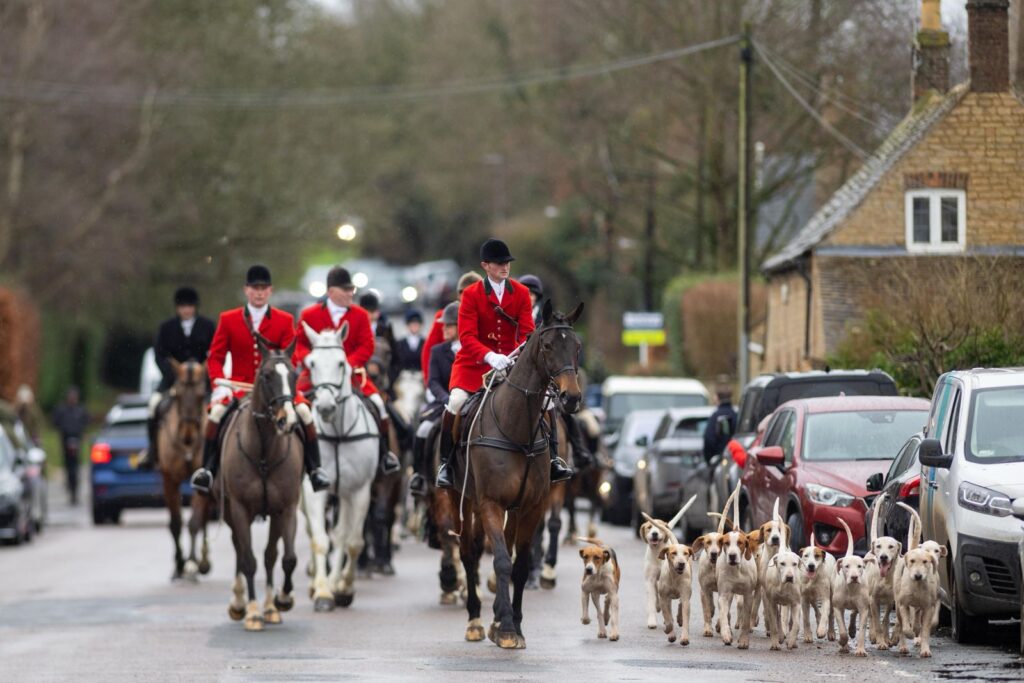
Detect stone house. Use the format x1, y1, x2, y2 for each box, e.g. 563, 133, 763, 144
759, 0, 1024, 372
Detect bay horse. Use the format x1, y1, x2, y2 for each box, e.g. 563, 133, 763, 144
217, 337, 304, 631
156, 359, 211, 581
564, 416, 609, 543
527, 417, 569, 590
424, 420, 469, 605
298, 321, 378, 611
448, 300, 583, 649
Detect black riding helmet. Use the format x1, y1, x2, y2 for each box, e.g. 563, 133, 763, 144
518, 274, 544, 298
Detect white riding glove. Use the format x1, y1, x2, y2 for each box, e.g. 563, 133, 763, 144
210, 385, 233, 404
484, 352, 512, 371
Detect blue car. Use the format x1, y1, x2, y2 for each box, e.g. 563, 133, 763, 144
90, 394, 192, 525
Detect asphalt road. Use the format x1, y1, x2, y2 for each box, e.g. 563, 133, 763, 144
1, 484, 1021, 682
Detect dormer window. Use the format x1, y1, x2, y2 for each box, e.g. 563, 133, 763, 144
905, 189, 965, 253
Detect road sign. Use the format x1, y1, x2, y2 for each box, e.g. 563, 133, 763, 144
621, 311, 665, 347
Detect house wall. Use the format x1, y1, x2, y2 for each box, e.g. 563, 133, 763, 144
762, 267, 812, 373
825, 91, 1024, 248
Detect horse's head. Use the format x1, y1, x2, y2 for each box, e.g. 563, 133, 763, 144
171, 359, 207, 449
535, 300, 584, 414
301, 320, 351, 422
255, 334, 298, 435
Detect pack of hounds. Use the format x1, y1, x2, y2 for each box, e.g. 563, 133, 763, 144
577, 483, 943, 657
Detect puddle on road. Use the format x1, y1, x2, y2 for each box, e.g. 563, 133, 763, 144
615, 658, 757, 671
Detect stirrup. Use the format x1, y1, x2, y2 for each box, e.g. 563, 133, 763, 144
380, 451, 401, 475
409, 473, 427, 498
550, 456, 574, 483
309, 467, 331, 493
435, 462, 454, 489
190, 468, 212, 494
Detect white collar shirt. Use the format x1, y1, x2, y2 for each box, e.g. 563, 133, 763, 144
247, 304, 268, 329
180, 317, 196, 337
488, 278, 505, 303
326, 300, 348, 327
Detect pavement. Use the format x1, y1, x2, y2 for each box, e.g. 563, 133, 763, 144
0, 477, 1021, 682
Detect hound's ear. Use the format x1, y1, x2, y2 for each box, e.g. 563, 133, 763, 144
864, 555, 877, 565
691, 536, 705, 555
927, 554, 939, 570
301, 320, 318, 346
541, 299, 553, 325
897, 541, 903, 555
744, 533, 759, 560
658, 547, 669, 560
579, 548, 586, 559
339, 321, 350, 342
603, 550, 610, 562
938, 546, 948, 558
638, 522, 651, 540
566, 302, 584, 325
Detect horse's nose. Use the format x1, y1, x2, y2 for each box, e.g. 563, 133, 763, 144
561, 392, 581, 413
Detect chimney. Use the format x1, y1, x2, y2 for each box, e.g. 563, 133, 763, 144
913, 0, 950, 102
967, 0, 1010, 92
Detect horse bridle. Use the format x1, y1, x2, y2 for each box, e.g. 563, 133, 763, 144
174, 366, 204, 440
252, 357, 297, 421
504, 323, 580, 399
309, 343, 355, 407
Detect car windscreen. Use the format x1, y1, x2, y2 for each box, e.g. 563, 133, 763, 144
775, 379, 894, 407
967, 387, 1024, 464
101, 422, 147, 439
802, 410, 927, 461
672, 417, 708, 437
607, 393, 707, 426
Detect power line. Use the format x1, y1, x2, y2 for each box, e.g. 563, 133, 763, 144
753, 41, 871, 161
0, 34, 741, 109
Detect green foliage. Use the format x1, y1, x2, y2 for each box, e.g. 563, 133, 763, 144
661, 271, 738, 376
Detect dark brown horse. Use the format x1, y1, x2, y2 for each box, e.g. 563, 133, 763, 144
425, 421, 468, 605
528, 417, 569, 590
217, 338, 304, 632
447, 301, 583, 649
156, 360, 211, 581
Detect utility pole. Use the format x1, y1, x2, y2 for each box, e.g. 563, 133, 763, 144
737, 24, 753, 388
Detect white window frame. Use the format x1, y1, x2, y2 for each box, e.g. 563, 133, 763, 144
904, 189, 966, 253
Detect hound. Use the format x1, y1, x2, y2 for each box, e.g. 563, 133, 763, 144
714, 481, 759, 649
762, 549, 803, 650
831, 518, 876, 657
866, 493, 902, 648
751, 498, 791, 631
692, 485, 741, 637
578, 538, 620, 641
891, 504, 939, 657
798, 533, 837, 642
657, 542, 695, 645
639, 494, 698, 629
897, 502, 947, 639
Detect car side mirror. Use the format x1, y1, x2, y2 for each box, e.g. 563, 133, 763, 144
635, 435, 649, 447
755, 445, 784, 466
918, 438, 952, 469
865, 472, 884, 492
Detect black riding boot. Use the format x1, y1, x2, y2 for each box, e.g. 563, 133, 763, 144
564, 414, 594, 470
435, 411, 456, 489
190, 421, 221, 494
302, 423, 331, 492
548, 410, 574, 483
138, 416, 159, 470
409, 435, 428, 497
377, 414, 401, 475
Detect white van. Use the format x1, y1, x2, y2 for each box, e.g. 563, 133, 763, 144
601, 376, 710, 444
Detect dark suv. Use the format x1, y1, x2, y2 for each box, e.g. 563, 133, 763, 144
709, 370, 899, 515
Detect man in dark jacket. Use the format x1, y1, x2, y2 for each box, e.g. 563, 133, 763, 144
703, 387, 737, 464
396, 309, 424, 373
359, 291, 402, 394
408, 302, 458, 497
52, 387, 90, 505
139, 287, 216, 469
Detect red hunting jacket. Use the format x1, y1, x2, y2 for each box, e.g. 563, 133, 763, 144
420, 308, 445, 386
293, 301, 378, 397
450, 278, 535, 393
207, 306, 296, 393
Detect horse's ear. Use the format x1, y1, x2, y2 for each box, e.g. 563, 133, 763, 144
284, 336, 297, 359
541, 299, 553, 325
301, 320, 318, 346
255, 333, 271, 358
339, 321, 350, 342
566, 302, 584, 325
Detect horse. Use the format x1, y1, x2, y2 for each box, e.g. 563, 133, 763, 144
564, 415, 609, 542
447, 300, 584, 649
217, 337, 304, 631
298, 321, 378, 611
156, 359, 211, 581
527, 417, 570, 590
423, 420, 469, 605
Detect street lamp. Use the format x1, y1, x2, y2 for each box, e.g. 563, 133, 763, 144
308, 281, 327, 298
336, 223, 357, 241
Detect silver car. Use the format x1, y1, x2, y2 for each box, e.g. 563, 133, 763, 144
603, 409, 665, 526
634, 406, 715, 540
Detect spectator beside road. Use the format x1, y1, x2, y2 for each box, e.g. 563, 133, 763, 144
52, 387, 90, 505
703, 386, 737, 464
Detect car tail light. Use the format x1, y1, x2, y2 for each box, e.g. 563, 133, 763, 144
898, 475, 920, 499
90, 443, 112, 464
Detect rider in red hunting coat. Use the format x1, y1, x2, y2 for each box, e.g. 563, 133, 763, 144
190, 265, 330, 494
434, 238, 573, 488
292, 266, 400, 474
420, 271, 482, 387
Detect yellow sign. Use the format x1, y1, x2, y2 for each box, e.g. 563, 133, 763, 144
622, 329, 666, 346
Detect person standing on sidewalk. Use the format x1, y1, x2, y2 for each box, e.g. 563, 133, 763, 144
52, 386, 90, 505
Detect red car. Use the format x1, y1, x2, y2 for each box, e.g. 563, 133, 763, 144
740, 395, 929, 555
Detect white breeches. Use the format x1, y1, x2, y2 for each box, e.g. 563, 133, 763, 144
369, 392, 387, 416
296, 402, 314, 426
445, 388, 470, 415
147, 391, 162, 416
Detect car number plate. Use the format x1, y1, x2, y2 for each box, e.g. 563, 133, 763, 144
128, 452, 141, 469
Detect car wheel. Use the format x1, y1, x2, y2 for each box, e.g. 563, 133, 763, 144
950, 563, 984, 644
787, 511, 804, 552
92, 503, 110, 526
109, 507, 122, 525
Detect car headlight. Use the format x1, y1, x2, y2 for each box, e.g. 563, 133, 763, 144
805, 483, 855, 507
957, 481, 1012, 517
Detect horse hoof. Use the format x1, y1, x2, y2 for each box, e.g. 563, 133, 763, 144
439, 592, 457, 606
274, 594, 294, 612
183, 560, 199, 579
244, 616, 264, 632
314, 597, 335, 613
334, 592, 354, 608
525, 576, 540, 591
198, 560, 211, 575
496, 631, 519, 649
375, 563, 395, 576
487, 623, 499, 643
514, 635, 527, 649
228, 605, 245, 621
465, 622, 485, 642
263, 609, 282, 625
539, 577, 556, 590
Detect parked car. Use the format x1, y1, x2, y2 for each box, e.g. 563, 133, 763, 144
711, 369, 900, 522
863, 432, 924, 551
603, 409, 665, 526
601, 376, 709, 446
0, 406, 47, 535
633, 406, 715, 539
0, 426, 32, 545
741, 395, 929, 555
90, 394, 191, 525
918, 368, 1024, 643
